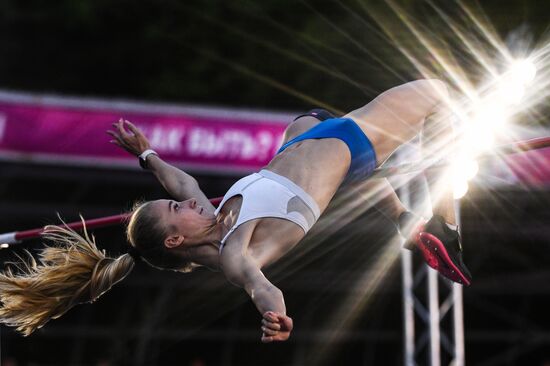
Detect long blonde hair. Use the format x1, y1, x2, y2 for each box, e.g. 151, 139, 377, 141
0, 220, 134, 336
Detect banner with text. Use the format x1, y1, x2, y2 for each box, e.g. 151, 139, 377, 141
0, 99, 289, 173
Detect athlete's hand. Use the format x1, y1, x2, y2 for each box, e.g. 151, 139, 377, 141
107, 119, 151, 156
261, 311, 293, 343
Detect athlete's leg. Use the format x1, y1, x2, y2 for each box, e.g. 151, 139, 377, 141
281, 109, 336, 144
420, 99, 457, 224
413, 100, 472, 284
359, 179, 406, 222
358, 178, 425, 249
347, 80, 471, 284
344, 79, 447, 165
345, 80, 456, 224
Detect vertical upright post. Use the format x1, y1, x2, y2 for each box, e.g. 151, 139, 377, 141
428, 269, 441, 366
453, 203, 465, 366
398, 142, 465, 366
452, 283, 465, 366
401, 183, 415, 366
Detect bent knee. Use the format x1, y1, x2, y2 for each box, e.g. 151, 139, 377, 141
416, 79, 449, 103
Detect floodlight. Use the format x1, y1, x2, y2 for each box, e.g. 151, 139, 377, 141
509, 59, 537, 85
453, 179, 469, 199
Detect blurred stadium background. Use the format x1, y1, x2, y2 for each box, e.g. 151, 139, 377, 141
1, 1, 550, 365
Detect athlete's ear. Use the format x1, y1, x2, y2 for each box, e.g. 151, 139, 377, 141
164, 235, 185, 249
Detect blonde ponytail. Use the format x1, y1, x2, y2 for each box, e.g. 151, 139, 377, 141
0, 220, 134, 336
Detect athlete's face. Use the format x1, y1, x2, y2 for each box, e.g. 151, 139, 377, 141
150, 198, 214, 246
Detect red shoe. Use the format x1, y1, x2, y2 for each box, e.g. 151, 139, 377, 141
414, 215, 472, 286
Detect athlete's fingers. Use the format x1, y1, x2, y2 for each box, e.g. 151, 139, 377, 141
124, 120, 142, 136
115, 120, 131, 138
276, 314, 294, 331
262, 318, 281, 331
261, 335, 273, 343
106, 129, 119, 138
261, 327, 278, 336
263, 311, 279, 323
107, 131, 129, 148
110, 123, 125, 139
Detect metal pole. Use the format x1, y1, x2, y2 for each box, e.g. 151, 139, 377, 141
453, 202, 465, 366
401, 181, 415, 366
425, 167, 440, 366
0, 197, 223, 245
452, 283, 465, 366
402, 250, 415, 366
428, 269, 441, 366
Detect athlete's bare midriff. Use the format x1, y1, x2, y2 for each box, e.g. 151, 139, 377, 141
267, 137, 351, 210
220, 137, 351, 267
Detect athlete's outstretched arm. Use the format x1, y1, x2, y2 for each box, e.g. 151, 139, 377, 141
219, 242, 293, 343
107, 120, 213, 208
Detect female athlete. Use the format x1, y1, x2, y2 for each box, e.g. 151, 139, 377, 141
0, 79, 471, 341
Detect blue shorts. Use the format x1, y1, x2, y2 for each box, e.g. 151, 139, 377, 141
277, 117, 377, 183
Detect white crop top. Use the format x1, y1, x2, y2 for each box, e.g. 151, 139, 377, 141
214, 169, 321, 251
